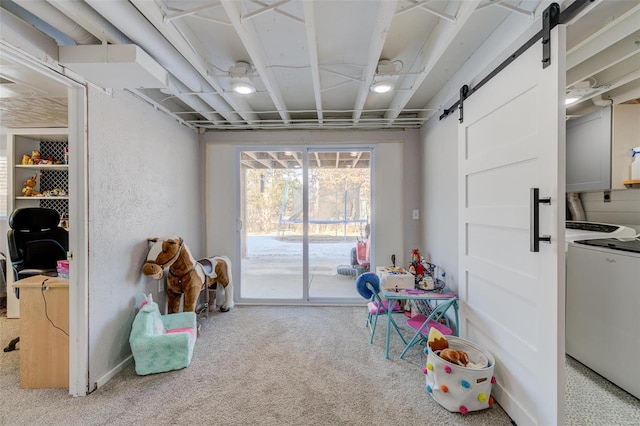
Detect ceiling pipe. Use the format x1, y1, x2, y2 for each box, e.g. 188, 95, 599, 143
592, 95, 613, 107
47, 0, 224, 124
25, 0, 223, 125
46, 0, 130, 45
129, 0, 258, 125
84, 0, 242, 125
12, 0, 99, 45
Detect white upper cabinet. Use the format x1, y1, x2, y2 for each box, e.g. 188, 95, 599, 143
567, 104, 640, 192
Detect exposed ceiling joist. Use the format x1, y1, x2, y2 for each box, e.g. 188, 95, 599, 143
384, 0, 480, 121
2, 0, 637, 131
566, 4, 640, 69
302, 0, 323, 124
220, 0, 291, 124
163, 2, 221, 23
352, 0, 397, 124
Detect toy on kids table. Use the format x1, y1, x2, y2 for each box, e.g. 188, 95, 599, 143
409, 248, 440, 290
142, 237, 234, 314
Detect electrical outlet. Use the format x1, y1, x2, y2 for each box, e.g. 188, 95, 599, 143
603, 190, 611, 203
412, 209, 419, 220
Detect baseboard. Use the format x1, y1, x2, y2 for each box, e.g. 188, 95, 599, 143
492, 383, 533, 426
94, 355, 132, 389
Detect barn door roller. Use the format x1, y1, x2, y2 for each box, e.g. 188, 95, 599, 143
542, 3, 560, 68
440, 0, 594, 121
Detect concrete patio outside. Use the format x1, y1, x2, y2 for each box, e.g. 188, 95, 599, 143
240, 234, 365, 301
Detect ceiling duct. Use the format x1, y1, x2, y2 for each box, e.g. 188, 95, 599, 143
58, 44, 168, 89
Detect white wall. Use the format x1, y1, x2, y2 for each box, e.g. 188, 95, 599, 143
419, 116, 459, 290
86, 88, 202, 388
203, 129, 421, 290
580, 189, 640, 229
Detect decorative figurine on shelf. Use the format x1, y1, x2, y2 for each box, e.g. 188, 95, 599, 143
31, 150, 42, 164
21, 174, 41, 197
20, 154, 33, 165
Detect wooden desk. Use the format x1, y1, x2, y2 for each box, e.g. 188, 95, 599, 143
14, 275, 69, 389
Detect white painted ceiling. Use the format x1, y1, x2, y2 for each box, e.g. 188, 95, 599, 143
1, 0, 639, 131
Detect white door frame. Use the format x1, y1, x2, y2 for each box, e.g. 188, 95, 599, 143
0, 44, 89, 396
234, 145, 374, 305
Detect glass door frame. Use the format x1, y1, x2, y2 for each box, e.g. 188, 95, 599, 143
235, 144, 375, 305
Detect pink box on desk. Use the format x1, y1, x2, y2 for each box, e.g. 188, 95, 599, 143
376, 266, 415, 290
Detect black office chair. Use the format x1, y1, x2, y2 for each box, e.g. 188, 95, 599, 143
3, 207, 68, 352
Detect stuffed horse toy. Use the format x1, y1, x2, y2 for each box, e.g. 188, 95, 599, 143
142, 237, 234, 314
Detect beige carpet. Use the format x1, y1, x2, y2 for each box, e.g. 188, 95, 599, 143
1, 306, 515, 425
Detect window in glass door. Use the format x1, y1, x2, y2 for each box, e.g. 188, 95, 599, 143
238, 149, 371, 303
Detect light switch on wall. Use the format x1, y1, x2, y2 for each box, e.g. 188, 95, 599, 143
413, 209, 419, 220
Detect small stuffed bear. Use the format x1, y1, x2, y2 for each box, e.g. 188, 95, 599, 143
31, 150, 42, 164
427, 327, 471, 367
22, 174, 41, 197
440, 348, 471, 366
21, 154, 32, 165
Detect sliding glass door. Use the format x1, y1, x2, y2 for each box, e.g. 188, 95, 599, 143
238, 148, 372, 303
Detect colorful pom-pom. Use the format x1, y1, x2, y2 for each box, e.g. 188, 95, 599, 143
422, 367, 428, 375
459, 405, 468, 415
491, 376, 496, 384
461, 380, 470, 388
489, 396, 495, 406
426, 385, 432, 393
440, 385, 448, 393
444, 365, 452, 374
478, 393, 487, 402
427, 363, 434, 371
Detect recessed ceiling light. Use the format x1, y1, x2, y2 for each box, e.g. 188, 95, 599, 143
232, 81, 255, 94
229, 61, 255, 95
371, 82, 394, 93
370, 59, 399, 94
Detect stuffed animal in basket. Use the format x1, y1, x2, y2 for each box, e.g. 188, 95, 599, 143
142, 237, 234, 314
428, 328, 471, 367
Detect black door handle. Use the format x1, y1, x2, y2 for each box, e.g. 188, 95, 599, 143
530, 188, 551, 252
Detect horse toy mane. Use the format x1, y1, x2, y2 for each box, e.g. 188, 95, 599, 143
142, 237, 234, 314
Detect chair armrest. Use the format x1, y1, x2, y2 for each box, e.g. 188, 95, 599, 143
130, 332, 191, 353
161, 312, 197, 331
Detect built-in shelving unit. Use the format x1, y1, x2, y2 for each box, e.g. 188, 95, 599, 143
6, 128, 69, 318
7, 128, 69, 223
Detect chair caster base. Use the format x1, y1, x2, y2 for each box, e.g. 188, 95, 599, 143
3, 337, 19, 352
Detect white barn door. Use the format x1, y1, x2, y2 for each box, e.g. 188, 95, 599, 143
458, 26, 566, 425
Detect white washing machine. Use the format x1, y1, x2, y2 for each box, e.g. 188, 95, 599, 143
566, 238, 640, 399
565, 221, 637, 251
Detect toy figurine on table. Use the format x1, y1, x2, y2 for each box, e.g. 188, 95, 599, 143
409, 248, 441, 291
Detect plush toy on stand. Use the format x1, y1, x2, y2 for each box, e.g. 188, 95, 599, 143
142, 237, 234, 315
